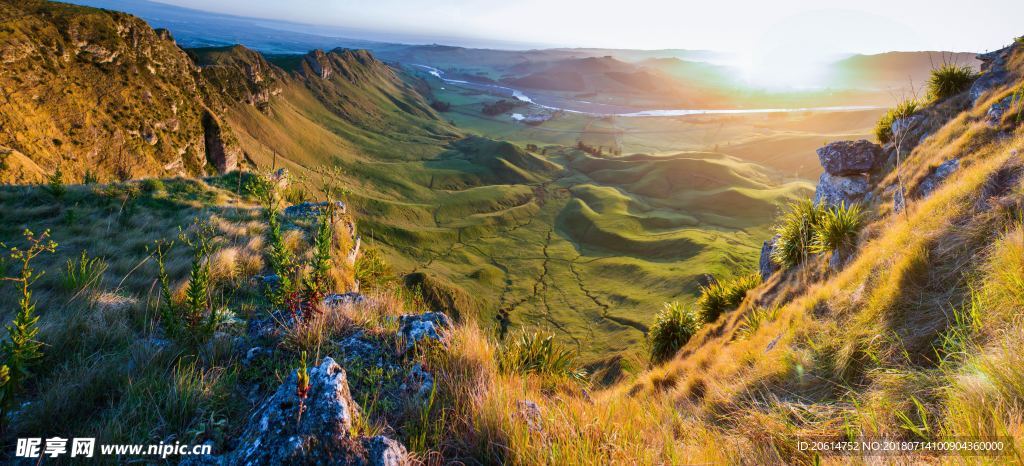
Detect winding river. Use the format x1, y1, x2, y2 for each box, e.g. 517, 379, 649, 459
411, 64, 878, 118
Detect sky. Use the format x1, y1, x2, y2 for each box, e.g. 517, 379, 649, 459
150, 0, 1022, 55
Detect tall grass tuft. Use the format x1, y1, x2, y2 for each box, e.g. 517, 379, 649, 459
61, 250, 108, 291
875, 99, 921, 144
648, 301, 702, 363
696, 273, 761, 323
771, 199, 825, 268
497, 331, 587, 382
927, 64, 977, 101
811, 202, 864, 258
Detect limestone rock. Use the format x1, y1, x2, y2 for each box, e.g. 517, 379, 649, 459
918, 159, 960, 198
987, 96, 1014, 126
813, 173, 870, 207
323, 292, 366, 308
759, 236, 780, 280
970, 45, 1014, 103
398, 312, 452, 352
223, 357, 410, 465
816, 140, 883, 175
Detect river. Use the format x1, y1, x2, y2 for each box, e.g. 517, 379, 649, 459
411, 64, 878, 118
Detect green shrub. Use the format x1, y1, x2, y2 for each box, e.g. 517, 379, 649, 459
771, 199, 826, 268
875, 99, 921, 144
736, 306, 780, 339
355, 246, 393, 290
301, 206, 334, 318
82, 169, 99, 185
141, 178, 165, 194
812, 202, 864, 256
497, 331, 587, 382
696, 273, 761, 323
648, 301, 702, 363
927, 64, 977, 101
61, 250, 108, 291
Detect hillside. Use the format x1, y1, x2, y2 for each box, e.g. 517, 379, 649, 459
0, 0, 243, 182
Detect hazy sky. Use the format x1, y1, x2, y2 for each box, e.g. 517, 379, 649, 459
152, 0, 1021, 54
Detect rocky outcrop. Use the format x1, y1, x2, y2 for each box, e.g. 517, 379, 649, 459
221, 357, 410, 465
816, 140, 884, 176
987, 95, 1015, 126
285, 201, 347, 218
759, 236, 780, 280
304, 50, 333, 80
814, 173, 870, 207
398, 312, 452, 352
812, 140, 881, 207
970, 45, 1015, 103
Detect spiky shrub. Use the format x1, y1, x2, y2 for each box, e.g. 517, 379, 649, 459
771, 199, 825, 268
45, 167, 66, 199
301, 206, 334, 319
177, 221, 220, 344
736, 306, 780, 339
265, 208, 296, 307
0, 229, 56, 421
927, 64, 977, 101
153, 239, 179, 339
648, 301, 702, 363
875, 99, 921, 144
61, 250, 108, 291
811, 202, 864, 256
696, 273, 762, 323
497, 331, 587, 382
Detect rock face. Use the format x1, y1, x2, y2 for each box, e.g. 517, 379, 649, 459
814, 173, 870, 207
224, 357, 409, 465
759, 236, 780, 280
918, 159, 960, 198
816, 140, 883, 176
201, 111, 240, 174
304, 50, 333, 80
398, 312, 452, 352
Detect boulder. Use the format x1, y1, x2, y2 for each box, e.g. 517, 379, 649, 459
223, 357, 410, 465
398, 312, 452, 352
918, 159, 960, 198
284, 201, 346, 218
813, 173, 870, 207
758, 236, 780, 280
816, 140, 883, 175
890, 114, 927, 142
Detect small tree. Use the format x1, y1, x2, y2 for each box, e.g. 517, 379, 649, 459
45, 167, 66, 199
0, 229, 57, 420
